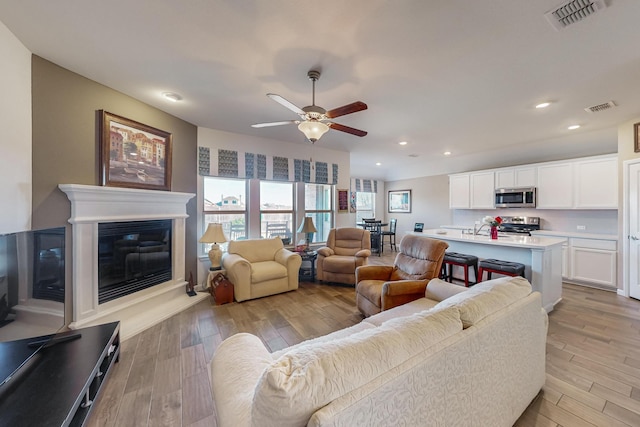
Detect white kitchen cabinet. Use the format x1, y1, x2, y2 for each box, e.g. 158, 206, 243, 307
574, 156, 618, 209
570, 238, 617, 287
536, 162, 574, 209
495, 166, 536, 189
449, 174, 470, 209
532, 231, 617, 288
470, 171, 495, 209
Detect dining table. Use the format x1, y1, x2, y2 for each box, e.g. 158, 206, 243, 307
355, 222, 388, 255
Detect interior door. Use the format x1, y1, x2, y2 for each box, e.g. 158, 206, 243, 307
628, 162, 640, 300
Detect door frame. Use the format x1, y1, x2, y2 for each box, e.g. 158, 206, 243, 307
622, 158, 640, 298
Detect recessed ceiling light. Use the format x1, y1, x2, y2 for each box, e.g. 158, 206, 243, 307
375, 162, 382, 166
162, 92, 182, 102
568, 124, 580, 130
443, 151, 452, 156
535, 102, 551, 109
398, 141, 408, 146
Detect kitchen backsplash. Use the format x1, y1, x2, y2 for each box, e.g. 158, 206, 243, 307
452, 208, 618, 236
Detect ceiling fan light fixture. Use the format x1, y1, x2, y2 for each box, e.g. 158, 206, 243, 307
298, 120, 329, 142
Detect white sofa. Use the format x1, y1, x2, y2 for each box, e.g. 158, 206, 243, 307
222, 238, 302, 302
211, 276, 548, 427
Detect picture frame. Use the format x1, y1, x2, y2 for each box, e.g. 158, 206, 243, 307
635, 122, 640, 153
99, 110, 172, 191
388, 189, 411, 213
337, 189, 349, 213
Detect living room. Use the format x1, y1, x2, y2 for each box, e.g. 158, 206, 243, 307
2, 1, 640, 426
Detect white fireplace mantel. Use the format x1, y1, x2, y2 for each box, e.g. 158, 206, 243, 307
59, 184, 207, 340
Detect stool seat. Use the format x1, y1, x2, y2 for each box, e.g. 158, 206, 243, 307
444, 252, 479, 265
441, 252, 479, 287
477, 258, 525, 282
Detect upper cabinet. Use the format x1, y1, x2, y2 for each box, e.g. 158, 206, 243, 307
494, 166, 536, 189
449, 174, 470, 209
449, 154, 618, 210
449, 172, 494, 209
470, 171, 495, 209
573, 156, 618, 209
537, 155, 618, 210
536, 162, 574, 209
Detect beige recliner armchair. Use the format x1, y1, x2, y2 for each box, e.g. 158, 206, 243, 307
222, 238, 302, 302
317, 228, 371, 285
355, 234, 448, 317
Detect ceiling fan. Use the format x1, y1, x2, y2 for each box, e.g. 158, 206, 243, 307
252, 69, 368, 143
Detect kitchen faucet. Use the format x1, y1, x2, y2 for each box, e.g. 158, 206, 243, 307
474, 223, 489, 235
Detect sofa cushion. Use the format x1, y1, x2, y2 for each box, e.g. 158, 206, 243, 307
228, 238, 283, 263
251, 260, 288, 283
322, 255, 356, 273
434, 276, 532, 328
364, 297, 438, 326
425, 278, 469, 302
271, 322, 377, 359
252, 305, 463, 427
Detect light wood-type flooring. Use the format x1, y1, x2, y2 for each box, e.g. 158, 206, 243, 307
86, 250, 640, 427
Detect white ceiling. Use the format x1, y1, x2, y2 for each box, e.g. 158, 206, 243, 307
1, 0, 638, 181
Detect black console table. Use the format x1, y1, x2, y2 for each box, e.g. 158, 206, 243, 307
0, 322, 120, 426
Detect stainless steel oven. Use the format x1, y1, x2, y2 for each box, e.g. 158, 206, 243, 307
494, 187, 536, 208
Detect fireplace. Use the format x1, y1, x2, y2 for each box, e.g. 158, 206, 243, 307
59, 184, 207, 340
98, 219, 172, 303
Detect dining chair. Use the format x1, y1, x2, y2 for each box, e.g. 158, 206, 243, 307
367, 220, 383, 256
382, 218, 397, 252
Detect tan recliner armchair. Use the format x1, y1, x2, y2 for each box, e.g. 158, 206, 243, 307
355, 234, 448, 317
222, 238, 302, 302
317, 228, 371, 285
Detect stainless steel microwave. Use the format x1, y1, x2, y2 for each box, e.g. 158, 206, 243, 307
494, 187, 536, 208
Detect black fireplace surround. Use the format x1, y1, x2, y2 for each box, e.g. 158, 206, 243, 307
98, 220, 172, 304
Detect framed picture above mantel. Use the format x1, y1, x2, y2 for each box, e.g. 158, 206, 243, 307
388, 189, 411, 213
99, 110, 173, 191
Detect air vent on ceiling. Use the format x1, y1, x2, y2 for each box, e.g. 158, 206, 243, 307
584, 101, 616, 113
545, 0, 607, 31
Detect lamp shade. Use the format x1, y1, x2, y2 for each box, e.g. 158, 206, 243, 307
199, 223, 228, 270
199, 223, 228, 244
298, 120, 329, 142
297, 217, 317, 234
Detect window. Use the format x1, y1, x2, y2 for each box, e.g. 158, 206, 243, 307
203, 177, 247, 247
260, 181, 294, 244
355, 192, 376, 222
304, 183, 333, 243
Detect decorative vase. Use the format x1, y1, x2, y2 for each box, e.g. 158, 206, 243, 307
490, 226, 498, 240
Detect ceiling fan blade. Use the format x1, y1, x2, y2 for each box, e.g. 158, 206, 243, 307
251, 120, 298, 128
267, 93, 305, 115
327, 122, 367, 137
325, 101, 368, 119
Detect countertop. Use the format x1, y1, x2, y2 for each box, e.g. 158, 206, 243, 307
408, 229, 566, 249
530, 230, 617, 241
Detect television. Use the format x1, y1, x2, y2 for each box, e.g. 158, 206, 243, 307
0, 226, 67, 388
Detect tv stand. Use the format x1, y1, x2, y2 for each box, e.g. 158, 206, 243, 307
27, 331, 82, 348
0, 322, 120, 426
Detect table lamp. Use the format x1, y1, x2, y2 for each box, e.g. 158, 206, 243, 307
297, 217, 317, 251
199, 223, 228, 270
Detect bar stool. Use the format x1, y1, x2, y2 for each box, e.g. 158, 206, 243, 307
440, 252, 479, 287
477, 259, 525, 282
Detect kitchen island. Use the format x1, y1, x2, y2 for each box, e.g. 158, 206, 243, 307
407, 229, 567, 312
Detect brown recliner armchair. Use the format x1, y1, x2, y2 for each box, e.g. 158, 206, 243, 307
317, 228, 371, 285
355, 234, 448, 317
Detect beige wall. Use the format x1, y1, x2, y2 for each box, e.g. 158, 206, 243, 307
31, 56, 199, 278
384, 174, 452, 238
0, 21, 31, 233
